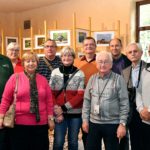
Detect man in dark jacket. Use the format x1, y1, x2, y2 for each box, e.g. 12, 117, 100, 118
122, 42, 146, 150
0, 37, 14, 150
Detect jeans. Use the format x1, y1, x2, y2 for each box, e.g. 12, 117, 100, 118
86, 122, 119, 150
53, 116, 82, 150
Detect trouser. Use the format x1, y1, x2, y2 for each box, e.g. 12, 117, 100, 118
0, 128, 11, 150
53, 117, 82, 150
10, 124, 49, 150
141, 122, 150, 150
128, 103, 143, 150
81, 127, 88, 150
86, 122, 119, 150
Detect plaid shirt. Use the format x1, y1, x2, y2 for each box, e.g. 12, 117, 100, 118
37, 56, 62, 82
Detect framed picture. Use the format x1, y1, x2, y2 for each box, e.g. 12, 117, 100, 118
5, 36, 18, 47
94, 31, 115, 46
35, 35, 45, 49
23, 38, 31, 50
76, 29, 89, 45
49, 30, 71, 46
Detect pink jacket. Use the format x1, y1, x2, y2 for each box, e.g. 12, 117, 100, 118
0, 72, 53, 125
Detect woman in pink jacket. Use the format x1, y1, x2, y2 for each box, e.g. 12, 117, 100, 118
0, 52, 54, 150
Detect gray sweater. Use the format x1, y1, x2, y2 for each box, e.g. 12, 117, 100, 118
82, 71, 129, 125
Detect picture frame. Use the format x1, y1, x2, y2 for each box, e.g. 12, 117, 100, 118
34, 35, 45, 49
93, 31, 115, 46
5, 36, 18, 47
23, 38, 31, 50
76, 29, 89, 45
49, 30, 71, 46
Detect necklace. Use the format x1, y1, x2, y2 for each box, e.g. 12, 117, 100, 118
63, 66, 73, 76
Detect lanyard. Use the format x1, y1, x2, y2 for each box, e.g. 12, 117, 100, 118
96, 72, 112, 105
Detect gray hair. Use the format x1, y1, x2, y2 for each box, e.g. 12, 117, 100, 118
7, 42, 20, 51
126, 42, 142, 52
60, 46, 76, 58
96, 51, 113, 63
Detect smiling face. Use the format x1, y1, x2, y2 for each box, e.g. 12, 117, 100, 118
96, 52, 112, 76
22, 52, 38, 74
61, 54, 74, 66
44, 40, 57, 59
83, 39, 96, 55
7, 48, 19, 61
109, 39, 122, 59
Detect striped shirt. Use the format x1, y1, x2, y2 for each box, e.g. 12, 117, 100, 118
37, 56, 62, 81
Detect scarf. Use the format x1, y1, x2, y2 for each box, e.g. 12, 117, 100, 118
24, 71, 40, 122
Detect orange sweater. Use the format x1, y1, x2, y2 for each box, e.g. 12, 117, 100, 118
74, 55, 98, 85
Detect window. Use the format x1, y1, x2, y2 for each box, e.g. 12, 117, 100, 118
136, 0, 150, 61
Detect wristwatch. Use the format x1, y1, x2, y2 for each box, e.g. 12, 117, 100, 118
48, 117, 54, 121
120, 123, 126, 127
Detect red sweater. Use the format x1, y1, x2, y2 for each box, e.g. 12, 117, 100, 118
50, 68, 85, 114
0, 72, 53, 125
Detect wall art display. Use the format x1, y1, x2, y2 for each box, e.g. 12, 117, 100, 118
49, 30, 71, 46
35, 35, 45, 49
76, 29, 88, 45
5, 36, 18, 47
94, 31, 115, 46
23, 38, 31, 50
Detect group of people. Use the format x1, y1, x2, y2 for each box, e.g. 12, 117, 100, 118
0, 36, 150, 150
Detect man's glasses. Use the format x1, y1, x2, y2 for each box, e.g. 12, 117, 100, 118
9, 49, 19, 52
44, 45, 56, 49
97, 61, 111, 65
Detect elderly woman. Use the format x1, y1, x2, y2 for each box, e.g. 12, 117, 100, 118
0, 52, 54, 150
49, 46, 85, 150
6, 42, 24, 73
82, 51, 129, 150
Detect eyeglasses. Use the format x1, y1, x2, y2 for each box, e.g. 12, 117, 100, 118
8, 49, 19, 52
44, 45, 56, 49
97, 61, 111, 65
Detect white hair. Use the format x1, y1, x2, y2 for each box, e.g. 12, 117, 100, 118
126, 42, 142, 52
7, 42, 20, 51
96, 51, 113, 63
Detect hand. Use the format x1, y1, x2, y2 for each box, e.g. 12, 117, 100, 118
82, 121, 89, 133
48, 120, 55, 131
55, 114, 64, 123
140, 107, 150, 121
54, 105, 63, 116
117, 124, 126, 140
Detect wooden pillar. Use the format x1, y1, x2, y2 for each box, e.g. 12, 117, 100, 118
44, 20, 48, 39
88, 17, 91, 36
18, 28, 22, 58
30, 26, 33, 52
1, 29, 4, 55
117, 20, 120, 38
73, 13, 76, 52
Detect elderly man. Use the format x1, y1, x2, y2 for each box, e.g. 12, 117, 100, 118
122, 42, 146, 150
37, 39, 62, 81
0, 38, 14, 150
136, 60, 150, 149
82, 51, 129, 150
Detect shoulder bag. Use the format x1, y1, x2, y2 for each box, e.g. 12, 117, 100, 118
3, 74, 19, 128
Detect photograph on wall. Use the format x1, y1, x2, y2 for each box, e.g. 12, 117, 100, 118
94, 31, 115, 46
49, 30, 71, 46
76, 29, 89, 45
5, 36, 18, 48
23, 38, 31, 50
35, 35, 45, 49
